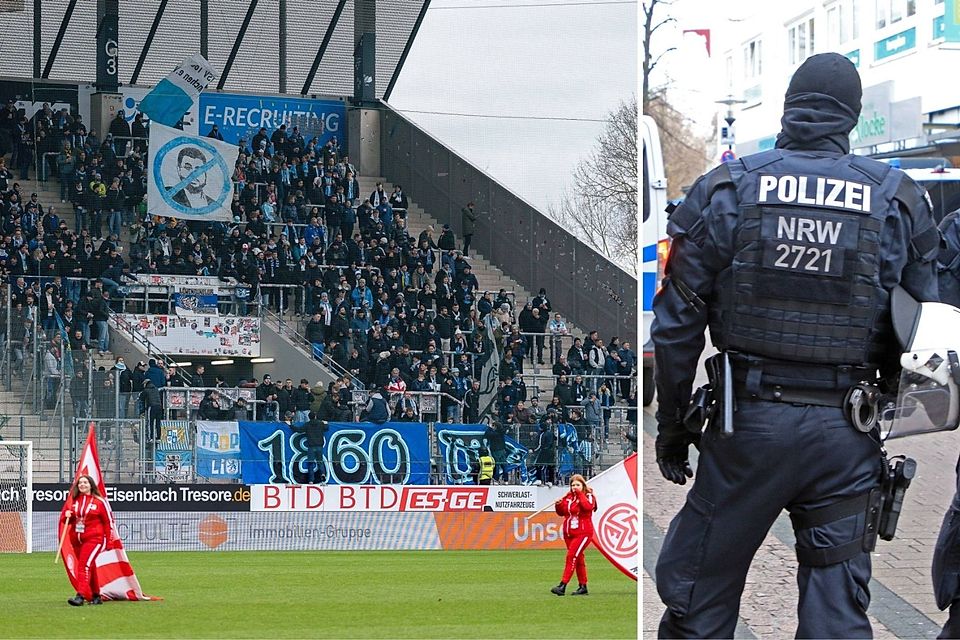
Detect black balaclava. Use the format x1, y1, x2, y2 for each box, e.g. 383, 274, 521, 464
775, 53, 862, 154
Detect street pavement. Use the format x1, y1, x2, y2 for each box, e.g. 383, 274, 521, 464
642, 381, 960, 638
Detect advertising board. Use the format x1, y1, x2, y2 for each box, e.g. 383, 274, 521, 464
249, 484, 561, 512
25, 482, 575, 553
197, 93, 346, 148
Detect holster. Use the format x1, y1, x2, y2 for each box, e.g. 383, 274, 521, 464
683, 384, 714, 434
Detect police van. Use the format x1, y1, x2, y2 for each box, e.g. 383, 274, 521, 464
642, 115, 669, 406
890, 157, 960, 223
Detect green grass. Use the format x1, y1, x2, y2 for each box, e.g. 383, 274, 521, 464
1, 550, 638, 639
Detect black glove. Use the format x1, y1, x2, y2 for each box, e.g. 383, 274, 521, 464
655, 425, 699, 485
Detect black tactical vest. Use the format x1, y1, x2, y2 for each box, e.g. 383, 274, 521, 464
718, 149, 903, 368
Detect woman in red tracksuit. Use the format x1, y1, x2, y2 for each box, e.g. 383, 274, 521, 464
551, 473, 597, 596
62, 474, 110, 606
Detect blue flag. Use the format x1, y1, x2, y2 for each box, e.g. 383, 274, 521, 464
138, 55, 217, 127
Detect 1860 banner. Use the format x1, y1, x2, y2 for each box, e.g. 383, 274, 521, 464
196, 421, 529, 485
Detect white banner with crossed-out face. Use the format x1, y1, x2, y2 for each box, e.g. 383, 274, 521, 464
147, 122, 237, 222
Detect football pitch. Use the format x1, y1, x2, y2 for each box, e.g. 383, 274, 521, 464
2, 549, 638, 638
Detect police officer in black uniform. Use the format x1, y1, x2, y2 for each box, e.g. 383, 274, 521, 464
652, 53, 939, 638
933, 211, 960, 637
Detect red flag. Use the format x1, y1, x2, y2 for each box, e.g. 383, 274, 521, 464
590, 453, 638, 580
59, 424, 159, 601
683, 28, 711, 57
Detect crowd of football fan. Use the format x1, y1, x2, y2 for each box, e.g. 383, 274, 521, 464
0, 101, 638, 460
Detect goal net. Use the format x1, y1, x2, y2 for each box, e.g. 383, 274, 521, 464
0, 441, 32, 553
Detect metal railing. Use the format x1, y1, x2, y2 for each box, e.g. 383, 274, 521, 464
160, 387, 277, 422
350, 389, 465, 423
108, 310, 195, 387
258, 305, 363, 390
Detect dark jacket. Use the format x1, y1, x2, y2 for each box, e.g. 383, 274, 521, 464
293, 418, 328, 448
139, 382, 161, 410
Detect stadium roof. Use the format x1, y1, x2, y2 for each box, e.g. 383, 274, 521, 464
0, 0, 430, 99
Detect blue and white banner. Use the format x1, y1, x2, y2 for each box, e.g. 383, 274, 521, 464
557, 422, 579, 477
196, 421, 242, 480
198, 93, 346, 149
173, 293, 218, 316
434, 424, 529, 484
147, 122, 237, 222
138, 54, 217, 127
239, 421, 431, 486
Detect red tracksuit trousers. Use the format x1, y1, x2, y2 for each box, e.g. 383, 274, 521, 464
73, 538, 105, 600
561, 534, 591, 585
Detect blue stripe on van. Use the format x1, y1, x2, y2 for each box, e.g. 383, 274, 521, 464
642, 243, 657, 263
642, 272, 656, 310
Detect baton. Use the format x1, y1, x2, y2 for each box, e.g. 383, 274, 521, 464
721, 352, 734, 439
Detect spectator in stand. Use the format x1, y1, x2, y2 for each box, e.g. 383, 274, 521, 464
361, 384, 389, 424
438, 224, 456, 252
553, 355, 572, 383
530, 307, 548, 365
130, 113, 147, 153
293, 379, 313, 425
257, 374, 279, 420
548, 313, 568, 365
618, 341, 636, 401
385, 367, 407, 395
460, 201, 476, 255
567, 337, 586, 377
198, 389, 230, 419
293, 411, 328, 483
571, 375, 587, 405
276, 378, 295, 417
91, 289, 111, 354
514, 400, 536, 425
206, 125, 225, 141
139, 379, 162, 441
532, 418, 557, 485
587, 337, 606, 393
57, 142, 76, 202
108, 111, 131, 156
369, 181, 388, 207
581, 391, 602, 443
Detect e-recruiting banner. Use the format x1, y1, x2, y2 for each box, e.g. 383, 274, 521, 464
434, 424, 529, 484
198, 93, 346, 148
238, 421, 431, 486
147, 122, 238, 221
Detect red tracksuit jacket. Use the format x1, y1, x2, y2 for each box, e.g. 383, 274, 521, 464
65, 494, 110, 544
555, 489, 597, 537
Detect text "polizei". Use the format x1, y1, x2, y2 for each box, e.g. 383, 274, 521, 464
758, 174, 872, 213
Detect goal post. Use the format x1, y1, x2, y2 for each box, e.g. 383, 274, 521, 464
0, 441, 33, 553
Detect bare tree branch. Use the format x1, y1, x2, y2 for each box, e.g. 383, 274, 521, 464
551, 97, 638, 274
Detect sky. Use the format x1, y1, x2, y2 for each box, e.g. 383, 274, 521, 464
387, 0, 637, 216
646, 0, 768, 136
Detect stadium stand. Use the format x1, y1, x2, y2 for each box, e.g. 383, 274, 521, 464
0, 105, 636, 480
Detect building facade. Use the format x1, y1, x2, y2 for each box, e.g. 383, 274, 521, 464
716, 0, 960, 161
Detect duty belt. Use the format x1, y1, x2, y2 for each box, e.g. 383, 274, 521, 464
732, 383, 847, 408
